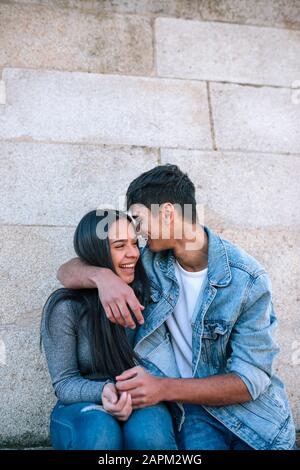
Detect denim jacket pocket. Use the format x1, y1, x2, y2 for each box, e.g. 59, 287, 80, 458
149, 281, 163, 303
201, 321, 231, 367
257, 388, 290, 422
150, 290, 161, 303
143, 333, 181, 378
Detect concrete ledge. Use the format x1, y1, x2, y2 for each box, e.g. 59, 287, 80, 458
0, 431, 299, 450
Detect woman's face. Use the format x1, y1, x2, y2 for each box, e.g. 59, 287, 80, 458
108, 217, 140, 284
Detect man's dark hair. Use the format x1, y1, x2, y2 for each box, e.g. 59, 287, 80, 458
126, 164, 197, 223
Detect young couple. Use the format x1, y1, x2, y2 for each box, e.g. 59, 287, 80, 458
41, 164, 296, 450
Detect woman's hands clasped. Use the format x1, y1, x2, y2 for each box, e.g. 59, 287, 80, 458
101, 382, 132, 422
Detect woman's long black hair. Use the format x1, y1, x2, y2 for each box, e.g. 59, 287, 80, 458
41, 209, 150, 378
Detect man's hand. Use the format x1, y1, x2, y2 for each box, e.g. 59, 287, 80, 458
115, 366, 165, 409
101, 383, 132, 421
57, 257, 145, 329
94, 269, 145, 329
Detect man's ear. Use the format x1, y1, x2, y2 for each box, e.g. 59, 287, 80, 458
165, 211, 171, 224
161, 202, 174, 224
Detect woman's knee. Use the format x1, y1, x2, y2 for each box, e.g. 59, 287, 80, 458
123, 403, 178, 450
50, 403, 122, 450
76, 407, 123, 449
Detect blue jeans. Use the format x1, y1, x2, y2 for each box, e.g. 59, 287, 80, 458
175, 404, 254, 450
50, 400, 178, 450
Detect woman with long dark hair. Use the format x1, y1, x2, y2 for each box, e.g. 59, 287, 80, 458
40, 209, 177, 450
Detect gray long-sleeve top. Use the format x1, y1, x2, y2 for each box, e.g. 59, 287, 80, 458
41, 298, 126, 405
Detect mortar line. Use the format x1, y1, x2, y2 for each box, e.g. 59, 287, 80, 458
206, 81, 217, 151
1, 138, 300, 158
1, 65, 298, 91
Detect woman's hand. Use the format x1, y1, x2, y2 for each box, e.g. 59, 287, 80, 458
101, 382, 132, 421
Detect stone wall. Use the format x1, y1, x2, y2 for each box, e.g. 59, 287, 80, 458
0, 0, 299, 446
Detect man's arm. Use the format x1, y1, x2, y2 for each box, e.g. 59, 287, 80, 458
57, 257, 101, 289
116, 367, 251, 408
226, 272, 278, 400
57, 258, 145, 329
160, 374, 251, 406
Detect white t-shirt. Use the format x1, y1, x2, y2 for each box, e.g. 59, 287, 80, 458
166, 259, 208, 378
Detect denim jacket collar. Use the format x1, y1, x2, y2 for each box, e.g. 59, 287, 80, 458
157, 225, 232, 288
204, 225, 232, 287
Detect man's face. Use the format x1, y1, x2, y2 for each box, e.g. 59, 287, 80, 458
129, 203, 175, 252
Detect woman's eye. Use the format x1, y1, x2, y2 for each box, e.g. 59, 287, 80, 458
115, 245, 125, 249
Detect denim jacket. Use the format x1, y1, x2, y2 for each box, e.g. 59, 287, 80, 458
131, 225, 295, 450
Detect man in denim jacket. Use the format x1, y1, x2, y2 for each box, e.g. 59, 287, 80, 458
58, 164, 296, 450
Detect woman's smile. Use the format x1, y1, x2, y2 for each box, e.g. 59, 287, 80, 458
119, 262, 136, 275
